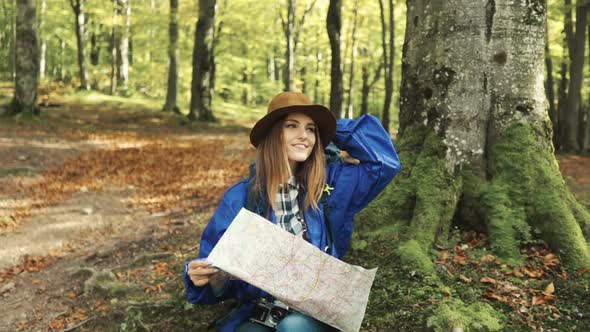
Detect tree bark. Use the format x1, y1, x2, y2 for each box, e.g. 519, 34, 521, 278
562, 2, 589, 152
70, 0, 90, 90
358, 0, 590, 290
378, 0, 394, 132
9, 0, 39, 116
188, 0, 216, 121
163, 0, 179, 113
327, 0, 342, 119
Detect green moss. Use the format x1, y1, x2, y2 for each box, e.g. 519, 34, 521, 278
397, 240, 436, 276
569, 196, 590, 242
487, 123, 590, 269
427, 299, 503, 332
405, 132, 461, 249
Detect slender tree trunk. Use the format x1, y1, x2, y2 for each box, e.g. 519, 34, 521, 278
283, 0, 296, 91
117, 0, 130, 91
358, 1, 590, 305
581, 23, 590, 152
314, 49, 322, 102
210, 20, 222, 96
360, 46, 383, 116
163, 0, 179, 113
188, 0, 216, 121
378, 0, 394, 132
110, 0, 118, 95
562, 2, 589, 152
345, 0, 359, 119
545, 22, 557, 150
268, 52, 276, 82
89, 24, 101, 66
39, 0, 46, 80
146, 0, 156, 63
327, 0, 342, 119
10, 0, 16, 81
9, 0, 39, 116
70, 0, 90, 90
58, 37, 65, 81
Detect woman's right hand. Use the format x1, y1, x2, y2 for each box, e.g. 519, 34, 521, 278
188, 260, 227, 288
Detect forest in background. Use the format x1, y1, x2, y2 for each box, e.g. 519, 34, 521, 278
1, 0, 588, 151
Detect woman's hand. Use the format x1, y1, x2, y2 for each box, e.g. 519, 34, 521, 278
188, 260, 228, 289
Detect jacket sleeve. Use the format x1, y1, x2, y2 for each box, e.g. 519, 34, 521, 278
184, 181, 247, 305
328, 114, 401, 215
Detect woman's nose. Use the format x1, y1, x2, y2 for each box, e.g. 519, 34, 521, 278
298, 128, 309, 139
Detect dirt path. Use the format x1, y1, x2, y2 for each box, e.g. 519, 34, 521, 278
0, 99, 254, 331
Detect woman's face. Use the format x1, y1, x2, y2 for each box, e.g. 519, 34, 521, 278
283, 112, 317, 171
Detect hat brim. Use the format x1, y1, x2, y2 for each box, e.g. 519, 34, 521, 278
250, 105, 336, 148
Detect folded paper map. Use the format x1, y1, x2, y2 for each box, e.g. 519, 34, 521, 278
207, 208, 377, 332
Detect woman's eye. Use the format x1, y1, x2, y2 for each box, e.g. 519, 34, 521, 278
307, 127, 316, 133
286, 124, 296, 129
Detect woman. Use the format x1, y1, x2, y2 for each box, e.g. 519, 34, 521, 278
184, 92, 401, 331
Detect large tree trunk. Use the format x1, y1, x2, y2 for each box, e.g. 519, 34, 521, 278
358, 0, 590, 288
70, 0, 90, 90
9, 0, 39, 116
188, 0, 216, 122
162, 0, 179, 113
378, 0, 394, 132
327, 0, 342, 119
562, 2, 589, 152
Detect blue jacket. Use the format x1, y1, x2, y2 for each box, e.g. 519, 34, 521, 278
184, 114, 401, 331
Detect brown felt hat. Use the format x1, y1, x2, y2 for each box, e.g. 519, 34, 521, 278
250, 92, 336, 148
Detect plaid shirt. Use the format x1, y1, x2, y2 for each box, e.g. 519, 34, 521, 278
275, 176, 308, 240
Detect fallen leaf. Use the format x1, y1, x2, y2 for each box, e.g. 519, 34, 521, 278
532, 295, 545, 305
543, 282, 555, 295
576, 268, 589, 277
542, 254, 560, 268
480, 254, 496, 263
480, 277, 497, 284
459, 274, 472, 283
482, 292, 509, 302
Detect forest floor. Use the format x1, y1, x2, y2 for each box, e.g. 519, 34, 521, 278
0, 84, 589, 332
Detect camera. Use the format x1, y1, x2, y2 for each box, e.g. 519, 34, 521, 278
249, 298, 291, 328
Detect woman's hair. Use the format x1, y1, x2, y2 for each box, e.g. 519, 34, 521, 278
255, 115, 326, 211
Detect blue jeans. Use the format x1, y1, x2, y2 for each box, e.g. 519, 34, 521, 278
236, 312, 332, 332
